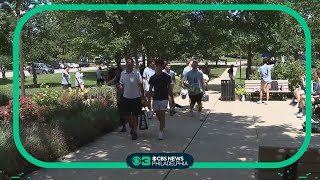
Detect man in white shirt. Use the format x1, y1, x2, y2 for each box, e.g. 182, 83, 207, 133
119, 58, 146, 140
143, 59, 155, 118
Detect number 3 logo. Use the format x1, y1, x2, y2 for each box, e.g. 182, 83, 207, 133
141, 156, 151, 166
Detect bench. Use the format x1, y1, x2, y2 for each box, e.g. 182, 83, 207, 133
245, 80, 291, 101
257, 146, 320, 180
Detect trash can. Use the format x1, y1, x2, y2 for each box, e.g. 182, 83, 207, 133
221, 80, 235, 101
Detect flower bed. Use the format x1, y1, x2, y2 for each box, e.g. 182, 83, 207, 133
0, 86, 120, 179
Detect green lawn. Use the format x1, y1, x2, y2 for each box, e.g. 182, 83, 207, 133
0, 65, 227, 98
235, 68, 246, 85
0, 70, 106, 98
220, 56, 247, 62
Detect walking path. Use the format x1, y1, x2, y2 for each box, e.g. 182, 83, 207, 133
27, 66, 320, 180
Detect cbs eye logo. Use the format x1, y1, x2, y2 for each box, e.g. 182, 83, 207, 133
132, 156, 151, 166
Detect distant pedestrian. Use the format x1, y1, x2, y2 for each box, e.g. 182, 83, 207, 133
75, 66, 84, 96
1, 65, 6, 79
182, 58, 193, 78
202, 62, 210, 79
96, 67, 104, 86
143, 59, 155, 119
62, 66, 72, 93
32, 64, 37, 87
227, 64, 234, 81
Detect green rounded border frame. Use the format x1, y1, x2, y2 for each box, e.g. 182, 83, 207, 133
13, 4, 312, 169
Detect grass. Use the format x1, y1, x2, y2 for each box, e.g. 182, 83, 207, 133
0, 66, 227, 98
220, 56, 247, 62
235, 68, 247, 85
0, 70, 107, 98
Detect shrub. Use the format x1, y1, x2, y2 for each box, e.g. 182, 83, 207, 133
0, 90, 120, 178
271, 62, 304, 91
0, 93, 10, 106
2, 96, 44, 124
235, 84, 246, 97
32, 84, 60, 106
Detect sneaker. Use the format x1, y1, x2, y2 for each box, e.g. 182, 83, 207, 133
264, 101, 268, 105
297, 112, 304, 118
158, 131, 164, 140
257, 101, 262, 104
132, 132, 138, 140
120, 126, 127, 132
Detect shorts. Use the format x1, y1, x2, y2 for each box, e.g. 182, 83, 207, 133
75, 83, 84, 88
62, 84, 71, 89
261, 80, 271, 91
120, 97, 142, 116
153, 100, 168, 111
145, 90, 154, 97
97, 78, 104, 84
189, 93, 203, 104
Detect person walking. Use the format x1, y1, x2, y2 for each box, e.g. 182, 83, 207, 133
119, 58, 146, 140
75, 66, 84, 96
227, 64, 234, 81
143, 59, 155, 119
148, 59, 174, 140
163, 62, 177, 116
62, 66, 72, 93
96, 67, 104, 86
182, 60, 206, 120
257, 57, 275, 105
182, 58, 193, 78
1, 65, 6, 79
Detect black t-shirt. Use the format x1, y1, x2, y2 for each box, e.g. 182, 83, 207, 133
149, 72, 172, 100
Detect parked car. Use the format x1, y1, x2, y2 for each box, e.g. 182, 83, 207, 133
50, 62, 61, 69
70, 63, 79, 68
27, 63, 54, 74
79, 61, 90, 67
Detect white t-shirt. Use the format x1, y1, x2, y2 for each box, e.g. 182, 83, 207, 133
143, 67, 155, 91
96, 69, 103, 79
75, 71, 84, 86
120, 70, 143, 99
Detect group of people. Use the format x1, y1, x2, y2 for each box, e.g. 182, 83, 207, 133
61, 66, 85, 95
292, 69, 320, 121
117, 58, 207, 140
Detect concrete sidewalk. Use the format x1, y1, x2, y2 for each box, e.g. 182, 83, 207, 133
27, 66, 320, 180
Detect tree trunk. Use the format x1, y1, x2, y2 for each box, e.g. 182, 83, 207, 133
16, 0, 25, 96
134, 48, 139, 67
246, 44, 252, 80
115, 51, 121, 68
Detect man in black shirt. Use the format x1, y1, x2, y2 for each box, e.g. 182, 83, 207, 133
147, 59, 174, 140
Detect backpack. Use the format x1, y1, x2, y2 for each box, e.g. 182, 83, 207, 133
270, 81, 279, 90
